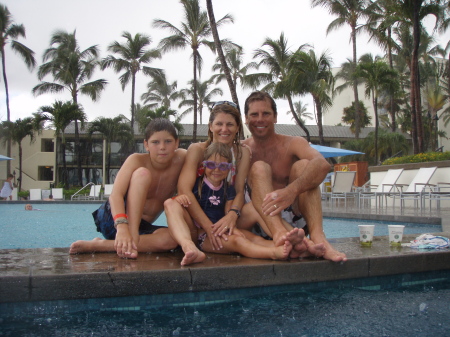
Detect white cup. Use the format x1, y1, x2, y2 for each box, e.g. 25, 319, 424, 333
358, 225, 375, 247
388, 225, 405, 247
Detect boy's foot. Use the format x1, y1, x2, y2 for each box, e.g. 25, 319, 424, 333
69, 237, 104, 254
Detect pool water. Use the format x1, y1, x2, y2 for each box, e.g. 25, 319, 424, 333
0, 204, 441, 249
1, 271, 449, 336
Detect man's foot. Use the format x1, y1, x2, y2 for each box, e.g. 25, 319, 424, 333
180, 243, 206, 266
272, 240, 293, 260
285, 228, 311, 258
69, 237, 104, 254
322, 241, 347, 262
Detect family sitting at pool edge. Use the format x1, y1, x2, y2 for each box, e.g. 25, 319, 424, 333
69, 91, 347, 264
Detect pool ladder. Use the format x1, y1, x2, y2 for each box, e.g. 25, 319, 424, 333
71, 182, 95, 201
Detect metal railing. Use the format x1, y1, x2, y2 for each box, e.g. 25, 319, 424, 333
71, 182, 94, 201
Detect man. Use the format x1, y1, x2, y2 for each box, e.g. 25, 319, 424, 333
242, 91, 347, 262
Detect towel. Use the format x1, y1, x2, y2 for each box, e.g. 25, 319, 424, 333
405, 234, 449, 249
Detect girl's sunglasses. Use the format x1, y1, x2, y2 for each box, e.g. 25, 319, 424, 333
203, 160, 233, 171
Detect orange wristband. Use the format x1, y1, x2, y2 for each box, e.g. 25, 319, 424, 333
113, 213, 127, 221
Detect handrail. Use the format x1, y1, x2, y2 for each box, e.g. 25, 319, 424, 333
71, 182, 94, 200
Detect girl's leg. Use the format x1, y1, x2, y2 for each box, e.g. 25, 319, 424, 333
202, 230, 292, 260
164, 198, 205, 266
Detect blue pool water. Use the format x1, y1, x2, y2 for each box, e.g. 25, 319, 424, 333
0, 203, 441, 249
1, 270, 450, 336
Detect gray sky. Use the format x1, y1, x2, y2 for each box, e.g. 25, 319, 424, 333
0, 0, 445, 125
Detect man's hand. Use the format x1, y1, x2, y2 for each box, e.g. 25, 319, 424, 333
262, 187, 296, 216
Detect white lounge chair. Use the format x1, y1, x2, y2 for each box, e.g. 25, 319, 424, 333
359, 169, 404, 208
51, 188, 64, 200
392, 167, 437, 210
29, 189, 42, 200
103, 184, 114, 199
88, 185, 102, 200
329, 171, 357, 208
426, 182, 450, 210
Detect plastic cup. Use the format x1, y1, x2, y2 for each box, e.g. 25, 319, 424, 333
358, 225, 375, 247
388, 225, 405, 247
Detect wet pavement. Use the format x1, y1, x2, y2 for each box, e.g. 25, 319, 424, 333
1, 201, 450, 303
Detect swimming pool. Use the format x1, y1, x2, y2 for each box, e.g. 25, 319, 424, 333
0, 203, 441, 249
1, 270, 449, 336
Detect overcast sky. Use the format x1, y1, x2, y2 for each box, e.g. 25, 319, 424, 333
0, 0, 446, 125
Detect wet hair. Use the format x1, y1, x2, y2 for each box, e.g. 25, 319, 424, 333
198, 142, 232, 199
244, 91, 278, 117
7, 174, 13, 179
144, 118, 178, 141
207, 102, 242, 160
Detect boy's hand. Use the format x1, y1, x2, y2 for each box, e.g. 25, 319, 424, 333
114, 224, 138, 258
172, 194, 191, 207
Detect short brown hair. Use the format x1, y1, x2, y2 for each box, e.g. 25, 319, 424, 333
244, 91, 277, 117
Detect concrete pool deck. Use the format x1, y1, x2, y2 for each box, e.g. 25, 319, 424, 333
1, 201, 450, 304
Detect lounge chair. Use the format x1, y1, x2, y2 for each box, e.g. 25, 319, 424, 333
358, 169, 404, 208
392, 167, 437, 210
51, 188, 64, 200
329, 171, 357, 208
103, 184, 114, 200
29, 189, 42, 200
426, 182, 450, 210
88, 185, 102, 200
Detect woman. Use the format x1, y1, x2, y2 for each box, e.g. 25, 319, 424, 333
165, 101, 251, 264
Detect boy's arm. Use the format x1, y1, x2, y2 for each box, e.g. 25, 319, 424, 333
108, 154, 141, 257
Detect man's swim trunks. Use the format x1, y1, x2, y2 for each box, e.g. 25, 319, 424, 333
92, 200, 165, 240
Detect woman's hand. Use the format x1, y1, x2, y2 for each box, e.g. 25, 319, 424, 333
172, 194, 191, 208
212, 211, 238, 237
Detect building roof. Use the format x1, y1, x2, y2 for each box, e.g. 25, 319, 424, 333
63, 122, 410, 142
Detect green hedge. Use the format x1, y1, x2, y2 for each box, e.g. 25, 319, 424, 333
382, 152, 450, 165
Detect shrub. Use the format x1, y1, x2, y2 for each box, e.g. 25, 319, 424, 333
382, 151, 450, 165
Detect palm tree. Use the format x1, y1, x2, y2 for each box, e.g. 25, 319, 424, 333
179, 79, 223, 124
101, 31, 163, 130
311, 0, 371, 139
36, 101, 86, 188
32, 30, 107, 185
290, 101, 314, 125
140, 72, 180, 109
205, 0, 240, 107
0, 5, 36, 174
251, 33, 311, 141
211, 47, 258, 92
153, 0, 233, 142
135, 104, 183, 135
88, 116, 133, 184
356, 54, 400, 164
289, 49, 335, 145
0, 117, 41, 192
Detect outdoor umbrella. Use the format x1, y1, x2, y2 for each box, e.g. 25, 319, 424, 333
0, 155, 12, 161
310, 144, 364, 158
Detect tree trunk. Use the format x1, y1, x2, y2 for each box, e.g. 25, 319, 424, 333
1, 49, 11, 175
18, 144, 22, 192
373, 95, 379, 165
314, 96, 324, 145
287, 94, 310, 142
193, 51, 198, 143
351, 24, 360, 139
72, 94, 83, 186
205, 0, 240, 110
131, 74, 136, 132
387, 27, 396, 132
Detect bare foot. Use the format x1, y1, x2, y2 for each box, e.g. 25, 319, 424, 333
285, 228, 310, 258
322, 242, 347, 262
272, 240, 292, 260
69, 237, 103, 254
180, 243, 206, 266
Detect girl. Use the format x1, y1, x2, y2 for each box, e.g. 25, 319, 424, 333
165, 142, 293, 266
